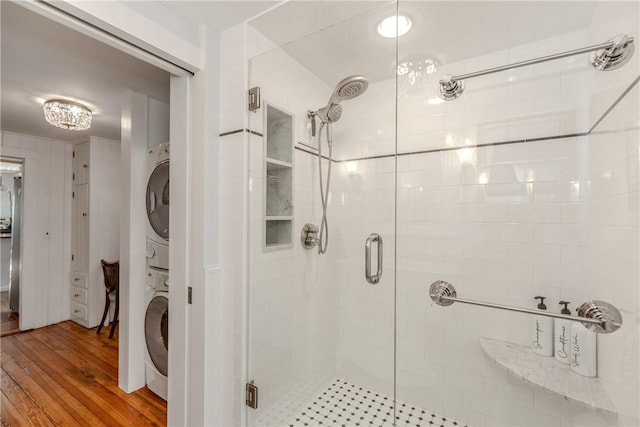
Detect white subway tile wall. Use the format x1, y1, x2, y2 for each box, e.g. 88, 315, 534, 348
220, 2, 640, 426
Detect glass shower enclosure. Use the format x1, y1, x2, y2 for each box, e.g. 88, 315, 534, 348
245, 2, 639, 426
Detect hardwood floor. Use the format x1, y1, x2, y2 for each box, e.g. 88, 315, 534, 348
1, 321, 167, 426
1, 291, 19, 336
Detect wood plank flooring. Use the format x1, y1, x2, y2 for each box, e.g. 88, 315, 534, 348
1, 321, 167, 426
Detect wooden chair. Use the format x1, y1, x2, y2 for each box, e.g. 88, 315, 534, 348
97, 260, 119, 339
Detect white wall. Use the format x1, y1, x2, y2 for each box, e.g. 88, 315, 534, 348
0, 131, 72, 329
585, 80, 639, 427
119, 92, 150, 394
148, 97, 170, 148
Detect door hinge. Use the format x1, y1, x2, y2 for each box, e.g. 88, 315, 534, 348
72, 150, 75, 158
248, 87, 261, 111
187, 286, 192, 304
72, 172, 75, 181
71, 254, 74, 261
246, 381, 258, 409
72, 191, 75, 199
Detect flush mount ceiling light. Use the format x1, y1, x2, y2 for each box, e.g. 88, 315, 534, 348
377, 15, 412, 38
43, 99, 92, 131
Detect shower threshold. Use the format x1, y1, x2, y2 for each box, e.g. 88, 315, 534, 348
288, 379, 468, 427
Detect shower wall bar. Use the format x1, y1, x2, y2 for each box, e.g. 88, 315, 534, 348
439, 34, 635, 100
429, 280, 623, 334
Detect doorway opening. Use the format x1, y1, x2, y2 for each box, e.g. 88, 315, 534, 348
0, 158, 23, 336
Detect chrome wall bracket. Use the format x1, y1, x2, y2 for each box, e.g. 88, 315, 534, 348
590, 33, 635, 71
429, 280, 457, 306
576, 301, 623, 334
438, 75, 465, 100
300, 223, 318, 249
429, 280, 622, 334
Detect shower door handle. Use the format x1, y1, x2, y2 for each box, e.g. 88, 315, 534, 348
365, 233, 383, 285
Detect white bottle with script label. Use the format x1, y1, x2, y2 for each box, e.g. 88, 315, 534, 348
554, 301, 573, 364
532, 296, 553, 356
570, 322, 597, 377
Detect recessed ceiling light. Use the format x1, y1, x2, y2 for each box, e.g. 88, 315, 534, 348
377, 15, 412, 38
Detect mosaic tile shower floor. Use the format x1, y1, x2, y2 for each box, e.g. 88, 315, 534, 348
286, 379, 468, 427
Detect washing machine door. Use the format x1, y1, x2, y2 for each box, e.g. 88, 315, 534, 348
146, 160, 169, 240
145, 293, 168, 376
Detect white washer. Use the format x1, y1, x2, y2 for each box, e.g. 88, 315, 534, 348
145, 267, 169, 401
146, 143, 170, 270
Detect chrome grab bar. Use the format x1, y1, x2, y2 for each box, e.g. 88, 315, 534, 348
365, 233, 382, 284
429, 280, 623, 334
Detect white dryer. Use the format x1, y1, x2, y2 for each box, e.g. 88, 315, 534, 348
146, 143, 170, 270
145, 266, 169, 401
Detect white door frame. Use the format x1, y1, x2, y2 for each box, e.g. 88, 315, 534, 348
12, 2, 196, 425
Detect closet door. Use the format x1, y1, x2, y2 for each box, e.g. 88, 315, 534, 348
73, 142, 90, 185
71, 183, 89, 271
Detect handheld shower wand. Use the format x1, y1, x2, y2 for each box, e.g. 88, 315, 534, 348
307, 75, 368, 254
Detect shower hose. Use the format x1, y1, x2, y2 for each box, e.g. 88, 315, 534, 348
317, 122, 332, 254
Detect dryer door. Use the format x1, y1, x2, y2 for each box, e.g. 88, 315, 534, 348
146, 160, 169, 240
145, 293, 168, 376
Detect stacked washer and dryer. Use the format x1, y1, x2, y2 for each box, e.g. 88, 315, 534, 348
144, 143, 170, 401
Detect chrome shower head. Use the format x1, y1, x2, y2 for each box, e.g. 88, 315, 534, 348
313, 75, 368, 124
329, 75, 369, 104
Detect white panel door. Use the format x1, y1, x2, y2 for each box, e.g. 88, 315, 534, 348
74, 142, 90, 185
71, 183, 89, 271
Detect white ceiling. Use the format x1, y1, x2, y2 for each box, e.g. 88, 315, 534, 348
160, 1, 279, 30
0, 1, 278, 144
1, 1, 171, 143
250, 1, 600, 86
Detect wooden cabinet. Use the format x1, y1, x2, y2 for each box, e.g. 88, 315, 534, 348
70, 137, 120, 328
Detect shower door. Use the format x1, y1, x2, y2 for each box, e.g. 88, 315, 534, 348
246, 2, 399, 425
395, 2, 640, 426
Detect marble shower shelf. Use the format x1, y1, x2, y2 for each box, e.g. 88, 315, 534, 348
266, 216, 292, 221
266, 158, 292, 168
479, 337, 617, 416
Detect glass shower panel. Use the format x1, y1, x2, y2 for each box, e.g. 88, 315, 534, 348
246, 3, 398, 425
396, 1, 639, 426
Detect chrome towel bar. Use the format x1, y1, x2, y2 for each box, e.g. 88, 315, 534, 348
439, 34, 635, 100
429, 281, 622, 334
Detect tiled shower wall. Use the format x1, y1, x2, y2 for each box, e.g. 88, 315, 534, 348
221, 2, 639, 426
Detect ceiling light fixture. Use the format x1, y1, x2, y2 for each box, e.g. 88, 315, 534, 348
377, 15, 412, 38
43, 99, 92, 131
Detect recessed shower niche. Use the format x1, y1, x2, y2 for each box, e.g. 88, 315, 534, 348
263, 102, 293, 249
